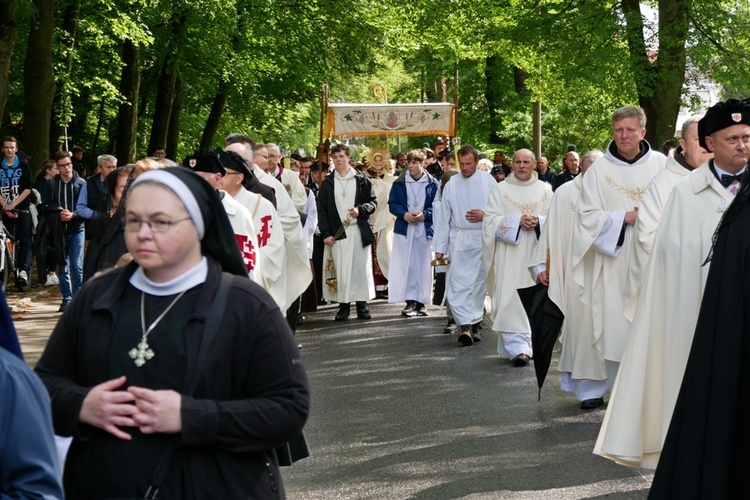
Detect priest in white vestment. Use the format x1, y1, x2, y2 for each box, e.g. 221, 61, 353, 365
433, 145, 497, 346
265, 143, 309, 212
529, 150, 608, 407
570, 106, 666, 388
388, 149, 439, 316
595, 99, 750, 468
624, 116, 713, 317
369, 168, 396, 290
482, 149, 552, 365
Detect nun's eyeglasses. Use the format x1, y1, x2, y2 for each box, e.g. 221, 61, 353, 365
123, 217, 192, 233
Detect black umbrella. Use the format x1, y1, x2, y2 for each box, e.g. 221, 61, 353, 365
517, 282, 565, 400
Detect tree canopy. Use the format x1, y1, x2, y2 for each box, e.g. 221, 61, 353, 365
1, 0, 748, 171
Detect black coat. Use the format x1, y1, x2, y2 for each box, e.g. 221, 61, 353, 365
35, 259, 310, 499
648, 192, 750, 499
317, 169, 377, 246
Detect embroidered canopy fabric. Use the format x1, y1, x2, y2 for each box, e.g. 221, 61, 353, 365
325, 103, 456, 138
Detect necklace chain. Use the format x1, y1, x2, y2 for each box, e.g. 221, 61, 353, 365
407, 178, 423, 210
129, 290, 188, 367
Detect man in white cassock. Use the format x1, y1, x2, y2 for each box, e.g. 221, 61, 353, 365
433, 145, 497, 346
368, 163, 396, 293
570, 106, 666, 388
216, 149, 286, 310
317, 143, 378, 320
529, 150, 607, 407
595, 99, 750, 468
388, 149, 439, 317
224, 141, 311, 331
482, 149, 552, 365
624, 116, 713, 314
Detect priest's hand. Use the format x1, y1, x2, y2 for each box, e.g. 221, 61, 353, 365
79, 375, 139, 440
521, 214, 539, 230
624, 207, 639, 225
348, 207, 360, 218
435, 252, 444, 260
537, 271, 549, 286
128, 386, 182, 434
324, 236, 335, 246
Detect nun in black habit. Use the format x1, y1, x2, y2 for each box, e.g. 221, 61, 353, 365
35, 167, 310, 499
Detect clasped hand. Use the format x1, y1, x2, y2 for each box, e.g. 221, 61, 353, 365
404, 212, 424, 224
520, 214, 539, 230
79, 376, 182, 440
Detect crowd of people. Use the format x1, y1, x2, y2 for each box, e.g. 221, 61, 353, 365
3, 98, 750, 497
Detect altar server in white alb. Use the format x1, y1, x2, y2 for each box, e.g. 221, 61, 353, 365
624, 115, 713, 314
529, 150, 608, 408
482, 148, 552, 365
433, 145, 497, 346
570, 106, 666, 388
595, 99, 748, 468
388, 149, 439, 317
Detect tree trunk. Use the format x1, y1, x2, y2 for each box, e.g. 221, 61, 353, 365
484, 55, 503, 144
166, 76, 181, 159
115, 39, 140, 163
23, 0, 56, 171
622, 0, 688, 147
199, 82, 228, 150
147, 11, 188, 156
49, 0, 81, 153
0, 0, 18, 122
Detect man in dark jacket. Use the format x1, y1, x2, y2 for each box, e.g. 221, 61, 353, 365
317, 144, 377, 320
43, 151, 85, 311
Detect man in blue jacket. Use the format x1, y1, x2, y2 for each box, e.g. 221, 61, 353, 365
388, 149, 439, 317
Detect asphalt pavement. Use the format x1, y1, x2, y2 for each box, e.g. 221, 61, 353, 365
11, 291, 654, 499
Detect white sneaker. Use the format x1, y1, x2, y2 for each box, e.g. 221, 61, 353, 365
17, 270, 28, 284
45, 274, 58, 287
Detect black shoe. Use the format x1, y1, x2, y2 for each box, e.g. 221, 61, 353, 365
58, 300, 71, 313
401, 301, 417, 317
356, 301, 371, 320
335, 304, 350, 321
458, 327, 474, 346
512, 354, 531, 367
414, 302, 428, 316
580, 397, 605, 410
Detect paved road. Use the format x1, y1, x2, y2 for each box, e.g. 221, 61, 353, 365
12, 292, 653, 499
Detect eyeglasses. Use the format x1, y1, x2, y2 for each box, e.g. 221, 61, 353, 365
123, 217, 192, 233
255, 153, 269, 159
58, 162, 73, 168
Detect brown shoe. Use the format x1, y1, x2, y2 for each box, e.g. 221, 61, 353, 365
458, 326, 474, 346
512, 354, 531, 367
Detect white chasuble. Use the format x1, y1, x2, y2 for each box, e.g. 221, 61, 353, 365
529, 176, 605, 381
221, 192, 262, 284
570, 147, 664, 362
323, 168, 375, 303
595, 162, 732, 468
482, 172, 552, 335
625, 155, 691, 318
433, 170, 496, 326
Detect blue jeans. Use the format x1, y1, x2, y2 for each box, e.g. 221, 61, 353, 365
59, 230, 84, 301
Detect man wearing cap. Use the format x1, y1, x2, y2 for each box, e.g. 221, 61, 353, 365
490, 165, 505, 183
482, 148, 553, 363
214, 149, 286, 308
426, 142, 446, 179
570, 106, 665, 388
433, 145, 497, 345
185, 151, 262, 285
595, 98, 749, 468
